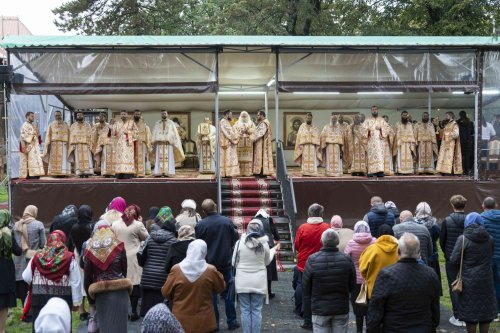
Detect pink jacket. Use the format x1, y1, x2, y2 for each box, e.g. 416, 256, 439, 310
344, 232, 376, 284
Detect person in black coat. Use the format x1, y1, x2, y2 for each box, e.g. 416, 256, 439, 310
254, 209, 280, 298
138, 206, 178, 317
165, 225, 195, 274
367, 233, 441, 333
195, 199, 240, 331
450, 213, 497, 333
50, 204, 78, 251
302, 229, 356, 332
0, 210, 22, 333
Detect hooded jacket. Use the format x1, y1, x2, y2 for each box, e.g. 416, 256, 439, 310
482, 209, 500, 262
439, 212, 465, 260
359, 235, 399, 298
344, 232, 376, 284
364, 204, 395, 238
138, 229, 177, 290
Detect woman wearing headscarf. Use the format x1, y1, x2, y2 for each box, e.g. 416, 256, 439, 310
138, 206, 178, 316
14, 205, 46, 307
70, 205, 94, 320
141, 303, 185, 333
344, 221, 376, 333
0, 210, 22, 333
450, 213, 496, 333
415, 202, 442, 293
111, 204, 148, 321
84, 225, 131, 333
34, 297, 71, 333
162, 239, 225, 333
330, 215, 354, 253
144, 206, 160, 233
233, 219, 278, 333
22, 230, 82, 332
175, 199, 201, 230
101, 196, 126, 225
165, 225, 196, 274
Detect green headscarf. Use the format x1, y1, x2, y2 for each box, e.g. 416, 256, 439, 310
0, 210, 12, 258
155, 206, 174, 225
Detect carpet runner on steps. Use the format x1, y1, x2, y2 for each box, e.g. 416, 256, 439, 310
221, 178, 294, 267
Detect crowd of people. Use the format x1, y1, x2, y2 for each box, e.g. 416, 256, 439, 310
0, 194, 498, 333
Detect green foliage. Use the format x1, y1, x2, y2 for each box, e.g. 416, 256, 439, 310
52, 0, 500, 36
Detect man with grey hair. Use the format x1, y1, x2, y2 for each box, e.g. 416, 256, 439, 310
393, 210, 433, 263
293, 203, 330, 330
303, 229, 355, 333
368, 233, 440, 332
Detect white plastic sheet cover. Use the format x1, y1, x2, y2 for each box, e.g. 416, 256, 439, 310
11, 51, 217, 84
483, 51, 500, 91
278, 52, 476, 83
7, 56, 65, 178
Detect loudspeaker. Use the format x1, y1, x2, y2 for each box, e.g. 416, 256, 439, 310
12, 73, 24, 84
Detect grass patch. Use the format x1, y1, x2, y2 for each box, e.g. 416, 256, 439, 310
7, 300, 82, 332
0, 186, 7, 203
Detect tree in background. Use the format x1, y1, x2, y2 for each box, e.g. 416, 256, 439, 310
53, 0, 500, 36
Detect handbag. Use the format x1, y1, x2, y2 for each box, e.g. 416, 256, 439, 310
451, 236, 465, 293
355, 283, 368, 305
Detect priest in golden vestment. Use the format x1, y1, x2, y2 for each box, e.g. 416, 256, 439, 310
382, 115, 395, 175
151, 110, 185, 177
68, 111, 94, 178
43, 110, 71, 177
362, 107, 391, 177
197, 116, 216, 173
294, 112, 321, 176
393, 111, 416, 174
91, 112, 115, 177
219, 110, 240, 177
436, 112, 463, 175
252, 111, 274, 177
132, 110, 152, 177
234, 111, 256, 176
415, 112, 438, 174
113, 111, 138, 179
19, 111, 44, 179
346, 114, 367, 175
320, 113, 345, 177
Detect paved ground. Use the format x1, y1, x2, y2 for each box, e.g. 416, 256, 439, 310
78, 271, 466, 333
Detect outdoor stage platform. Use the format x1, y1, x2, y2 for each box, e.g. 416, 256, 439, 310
9, 169, 500, 226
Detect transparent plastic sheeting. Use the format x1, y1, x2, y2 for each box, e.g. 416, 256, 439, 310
7, 53, 66, 178
483, 51, 500, 91
10, 52, 217, 84
278, 52, 476, 82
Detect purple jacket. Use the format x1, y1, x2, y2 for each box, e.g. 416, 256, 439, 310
344, 232, 376, 284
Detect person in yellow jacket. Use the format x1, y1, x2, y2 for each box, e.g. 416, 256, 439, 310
359, 225, 399, 299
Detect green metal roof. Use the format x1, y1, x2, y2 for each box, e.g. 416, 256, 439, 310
1, 35, 500, 49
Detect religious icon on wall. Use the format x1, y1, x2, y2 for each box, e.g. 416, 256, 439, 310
168, 112, 191, 141
283, 112, 308, 149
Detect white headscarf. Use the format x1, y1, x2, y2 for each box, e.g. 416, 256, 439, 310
179, 239, 208, 283
255, 209, 269, 219
34, 297, 71, 333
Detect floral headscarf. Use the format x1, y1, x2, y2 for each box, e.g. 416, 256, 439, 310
61, 205, 78, 218
108, 197, 126, 214
122, 204, 141, 226
353, 221, 370, 234
85, 226, 124, 271
0, 210, 12, 258
155, 206, 174, 225
33, 230, 73, 282
178, 225, 195, 241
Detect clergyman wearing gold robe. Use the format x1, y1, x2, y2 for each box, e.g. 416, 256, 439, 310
19, 111, 44, 179
91, 112, 115, 177
252, 111, 275, 177
151, 110, 185, 177
113, 111, 138, 178
393, 111, 416, 174
43, 110, 71, 176
436, 112, 463, 175
68, 111, 94, 177
197, 117, 216, 173
294, 112, 321, 176
415, 112, 438, 174
132, 110, 152, 177
362, 106, 391, 177
219, 110, 240, 177
320, 113, 345, 177
234, 111, 256, 177
346, 114, 367, 175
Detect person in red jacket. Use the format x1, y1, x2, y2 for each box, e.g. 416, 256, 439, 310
293, 203, 330, 330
